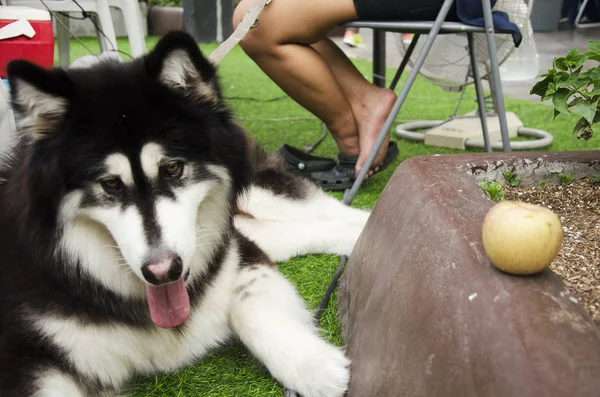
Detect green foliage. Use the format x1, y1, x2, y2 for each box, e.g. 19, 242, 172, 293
502, 169, 521, 187
478, 182, 505, 202
539, 181, 547, 191
147, 0, 182, 7
558, 172, 576, 185
530, 40, 600, 141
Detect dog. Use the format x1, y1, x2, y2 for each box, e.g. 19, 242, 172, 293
0, 32, 371, 397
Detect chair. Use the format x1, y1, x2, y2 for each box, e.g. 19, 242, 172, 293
575, 0, 600, 28
5, 0, 146, 68
107, 0, 146, 56
340, 0, 519, 204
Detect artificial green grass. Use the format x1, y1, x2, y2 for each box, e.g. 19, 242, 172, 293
56, 37, 600, 396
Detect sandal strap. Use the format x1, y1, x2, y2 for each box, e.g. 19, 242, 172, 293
337, 152, 359, 170
279, 144, 336, 173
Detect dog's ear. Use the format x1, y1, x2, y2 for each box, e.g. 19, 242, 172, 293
7, 60, 72, 140
145, 31, 221, 102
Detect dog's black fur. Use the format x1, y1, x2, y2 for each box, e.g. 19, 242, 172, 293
0, 31, 316, 396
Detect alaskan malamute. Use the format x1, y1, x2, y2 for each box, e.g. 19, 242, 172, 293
0, 32, 370, 397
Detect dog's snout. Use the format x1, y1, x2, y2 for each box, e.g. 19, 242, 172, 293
142, 255, 183, 285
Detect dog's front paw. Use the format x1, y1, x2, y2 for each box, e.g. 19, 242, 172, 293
289, 339, 350, 397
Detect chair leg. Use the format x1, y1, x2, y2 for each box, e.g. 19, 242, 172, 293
118, 0, 146, 56
343, 0, 456, 204
94, 0, 119, 54
372, 30, 387, 87
480, 0, 511, 152
56, 12, 71, 68
574, 0, 600, 28
389, 34, 420, 91
90, 14, 108, 53
467, 32, 492, 153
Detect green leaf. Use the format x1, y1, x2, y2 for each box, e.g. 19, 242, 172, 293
567, 48, 581, 60
590, 67, 600, 81
585, 52, 600, 62
574, 54, 588, 69
543, 82, 558, 100
565, 97, 584, 117
556, 71, 580, 88
566, 48, 588, 68
553, 108, 560, 120
568, 97, 582, 108
576, 98, 599, 124
554, 57, 569, 71
538, 69, 557, 78
572, 117, 589, 136
559, 172, 576, 185
589, 40, 600, 53
578, 69, 592, 82
552, 88, 571, 115
554, 71, 569, 83
530, 75, 552, 97
587, 86, 600, 97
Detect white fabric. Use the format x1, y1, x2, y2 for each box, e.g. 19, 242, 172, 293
0, 81, 16, 156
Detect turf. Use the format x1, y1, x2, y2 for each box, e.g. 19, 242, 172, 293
55, 37, 600, 396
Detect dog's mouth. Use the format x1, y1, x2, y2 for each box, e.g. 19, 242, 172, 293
146, 269, 191, 329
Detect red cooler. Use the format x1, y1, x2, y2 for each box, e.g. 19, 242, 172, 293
0, 6, 54, 78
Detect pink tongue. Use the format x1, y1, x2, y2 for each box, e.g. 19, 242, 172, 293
146, 278, 190, 328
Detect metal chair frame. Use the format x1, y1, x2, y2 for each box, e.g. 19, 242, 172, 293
340, 0, 515, 205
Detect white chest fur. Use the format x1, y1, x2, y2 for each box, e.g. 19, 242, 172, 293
31, 246, 240, 390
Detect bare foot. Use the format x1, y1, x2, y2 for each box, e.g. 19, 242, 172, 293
326, 106, 361, 159
351, 86, 397, 177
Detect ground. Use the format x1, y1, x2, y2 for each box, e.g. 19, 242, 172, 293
54, 37, 600, 396
504, 178, 600, 326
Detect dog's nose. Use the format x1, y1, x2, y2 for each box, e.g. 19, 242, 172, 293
141, 255, 183, 285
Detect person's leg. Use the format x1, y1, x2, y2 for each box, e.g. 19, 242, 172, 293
233, 0, 394, 176
311, 38, 396, 174
233, 0, 360, 160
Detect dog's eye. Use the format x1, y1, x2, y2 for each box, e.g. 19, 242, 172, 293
163, 161, 184, 178
100, 178, 123, 193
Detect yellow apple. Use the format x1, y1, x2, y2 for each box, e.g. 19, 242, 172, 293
482, 200, 563, 275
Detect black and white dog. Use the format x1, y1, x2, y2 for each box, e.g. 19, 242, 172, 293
0, 32, 370, 397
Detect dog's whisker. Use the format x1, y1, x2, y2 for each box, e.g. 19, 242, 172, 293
193, 243, 219, 249
194, 234, 223, 241
195, 232, 223, 239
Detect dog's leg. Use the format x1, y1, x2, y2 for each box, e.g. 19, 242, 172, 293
238, 183, 370, 226
229, 264, 350, 397
236, 183, 370, 261
30, 370, 88, 397
234, 216, 363, 262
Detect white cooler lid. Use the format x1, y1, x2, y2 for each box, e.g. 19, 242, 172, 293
0, 6, 51, 21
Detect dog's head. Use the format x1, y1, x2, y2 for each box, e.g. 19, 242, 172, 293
6, 32, 251, 328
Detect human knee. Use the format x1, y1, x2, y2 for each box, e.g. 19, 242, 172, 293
232, 0, 277, 56
232, 0, 250, 31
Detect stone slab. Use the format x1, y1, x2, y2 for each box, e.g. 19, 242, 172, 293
338, 150, 600, 397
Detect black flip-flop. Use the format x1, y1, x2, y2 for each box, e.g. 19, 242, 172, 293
309, 141, 399, 191
278, 144, 337, 176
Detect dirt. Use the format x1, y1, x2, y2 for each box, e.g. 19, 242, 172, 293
503, 177, 600, 326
